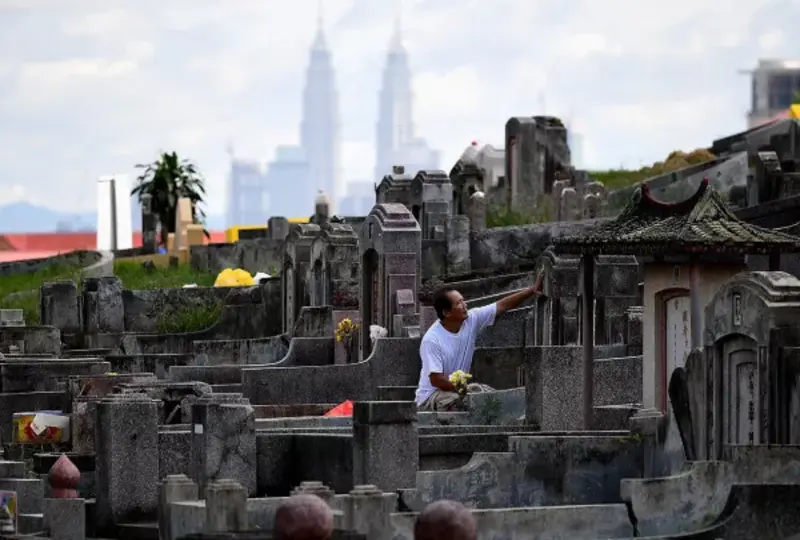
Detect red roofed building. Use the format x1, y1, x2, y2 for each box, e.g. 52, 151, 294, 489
0, 230, 227, 263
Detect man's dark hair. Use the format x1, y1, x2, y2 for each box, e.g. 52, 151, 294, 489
432, 286, 456, 320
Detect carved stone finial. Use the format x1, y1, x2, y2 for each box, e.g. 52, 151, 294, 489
49, 454, 80, 498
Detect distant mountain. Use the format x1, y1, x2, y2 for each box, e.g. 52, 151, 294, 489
0, 201, 226, 234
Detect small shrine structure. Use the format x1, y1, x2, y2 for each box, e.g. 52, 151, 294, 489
553, 177, 800, 427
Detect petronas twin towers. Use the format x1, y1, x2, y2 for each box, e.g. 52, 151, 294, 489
300, 12, 439, 213
227, 11, 439, 226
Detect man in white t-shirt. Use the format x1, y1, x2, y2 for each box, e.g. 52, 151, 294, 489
415, 280, 543, 411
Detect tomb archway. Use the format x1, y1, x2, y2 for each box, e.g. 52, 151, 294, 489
655, 287, 691, 411
311, 259, 324, 306
282, 260, 295, 333
716, 333, 759, 446
361, 248, 379, 357
703, 271, 800, 457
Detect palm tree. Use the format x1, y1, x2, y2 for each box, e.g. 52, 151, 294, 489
131, 151, 209, 247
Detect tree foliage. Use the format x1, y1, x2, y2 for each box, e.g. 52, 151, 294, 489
131, 151, 209, 247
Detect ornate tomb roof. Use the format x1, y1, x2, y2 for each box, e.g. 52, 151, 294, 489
553, 177, 800, 256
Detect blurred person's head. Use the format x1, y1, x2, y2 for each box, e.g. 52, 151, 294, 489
274, 494, 333, 540
414, 499, 477, 540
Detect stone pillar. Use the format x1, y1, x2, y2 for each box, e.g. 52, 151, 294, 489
0, 309, 24, 327
81, 277, 124, 336
420, 305, 437, 334
352, 402, 418, 492
446, 215, 471, 275
268, 217, 290, 242
44, 498, 85, 540
205, 479, 247, 533
95, 395, 159, 533
39, 281, 81, 339
191, 394, 256, 496
467, 192, 486, 231
159, 474, 199, 540
140, 193, 158, 253
625, 306, 643, 355
291, 481, 334, 506
630, 408, 668, 478
343, 484, 397, 540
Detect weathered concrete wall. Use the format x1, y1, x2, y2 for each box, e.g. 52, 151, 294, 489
190, 239, 282, 275
0, 249, 112, 277
242, 338, 420, 404
469, 219, 609, 270
390, 503, 634, 540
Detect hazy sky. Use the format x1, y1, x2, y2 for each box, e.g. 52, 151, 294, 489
0, 0, 795, 215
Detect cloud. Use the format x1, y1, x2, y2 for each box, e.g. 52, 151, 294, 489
0, 0, 796, 220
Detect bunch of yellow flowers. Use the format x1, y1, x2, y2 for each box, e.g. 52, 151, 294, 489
449, 370, 472, 394
335, 318, 360, 343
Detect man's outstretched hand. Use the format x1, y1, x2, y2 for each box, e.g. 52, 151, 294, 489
496, 271, 544, 315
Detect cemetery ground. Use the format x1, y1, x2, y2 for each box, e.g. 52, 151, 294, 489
0, 260, 218, 330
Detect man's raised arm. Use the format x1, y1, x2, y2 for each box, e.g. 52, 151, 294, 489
496, 274, 543, 316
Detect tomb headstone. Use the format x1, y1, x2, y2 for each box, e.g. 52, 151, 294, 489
411, 170, 452, 240
205, 479, 247, 533
358, 204, 422, 358
159, 474, 199, 540
291, 481, 335, 505
342, 484, 396, 540
352, 401, 418, 492
94, 395, 160, 532
308, 223, 358, 308
81, 276, 124, 336
268, 217, 290, 242
703, 271, 800, 458
39, 281, 80, 339
190, 393, 256, 496
282, 223, 322, 332
558, 187, 579, 221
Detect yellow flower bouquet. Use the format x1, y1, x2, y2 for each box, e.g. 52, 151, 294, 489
335, 317, 360, 363
449, 370, 472, 395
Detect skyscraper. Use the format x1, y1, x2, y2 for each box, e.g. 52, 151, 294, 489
374, 16, 439, 181
744, 59, 800, 128
226, 156, 268, 227
299, 10, 342, 212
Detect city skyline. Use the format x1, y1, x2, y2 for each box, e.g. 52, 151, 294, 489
227, 7, 441, 225
0, 0, 794, 218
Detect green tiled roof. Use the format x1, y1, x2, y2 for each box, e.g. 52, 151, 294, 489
553, 178, 800, 255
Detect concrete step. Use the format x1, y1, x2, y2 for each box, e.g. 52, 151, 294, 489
0, 460, 26, 479
17, 512, 43, 534
63, 348, 112, 358
211, 383, 242, 393
118, 521, 158, 540
0, 477, 43, 514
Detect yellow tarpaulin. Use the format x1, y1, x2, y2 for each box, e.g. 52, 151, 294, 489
790, 104, 800, 119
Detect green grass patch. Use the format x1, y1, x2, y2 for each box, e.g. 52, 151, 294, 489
112, 260, 217, 289
155, 301, 224, 334
486, 197, 554, 228
0, 260, 217, 325
0, 264, 82, 325
589, 148, 718, 192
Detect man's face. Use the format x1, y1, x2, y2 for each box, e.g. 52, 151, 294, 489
444, 290, 468, 322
